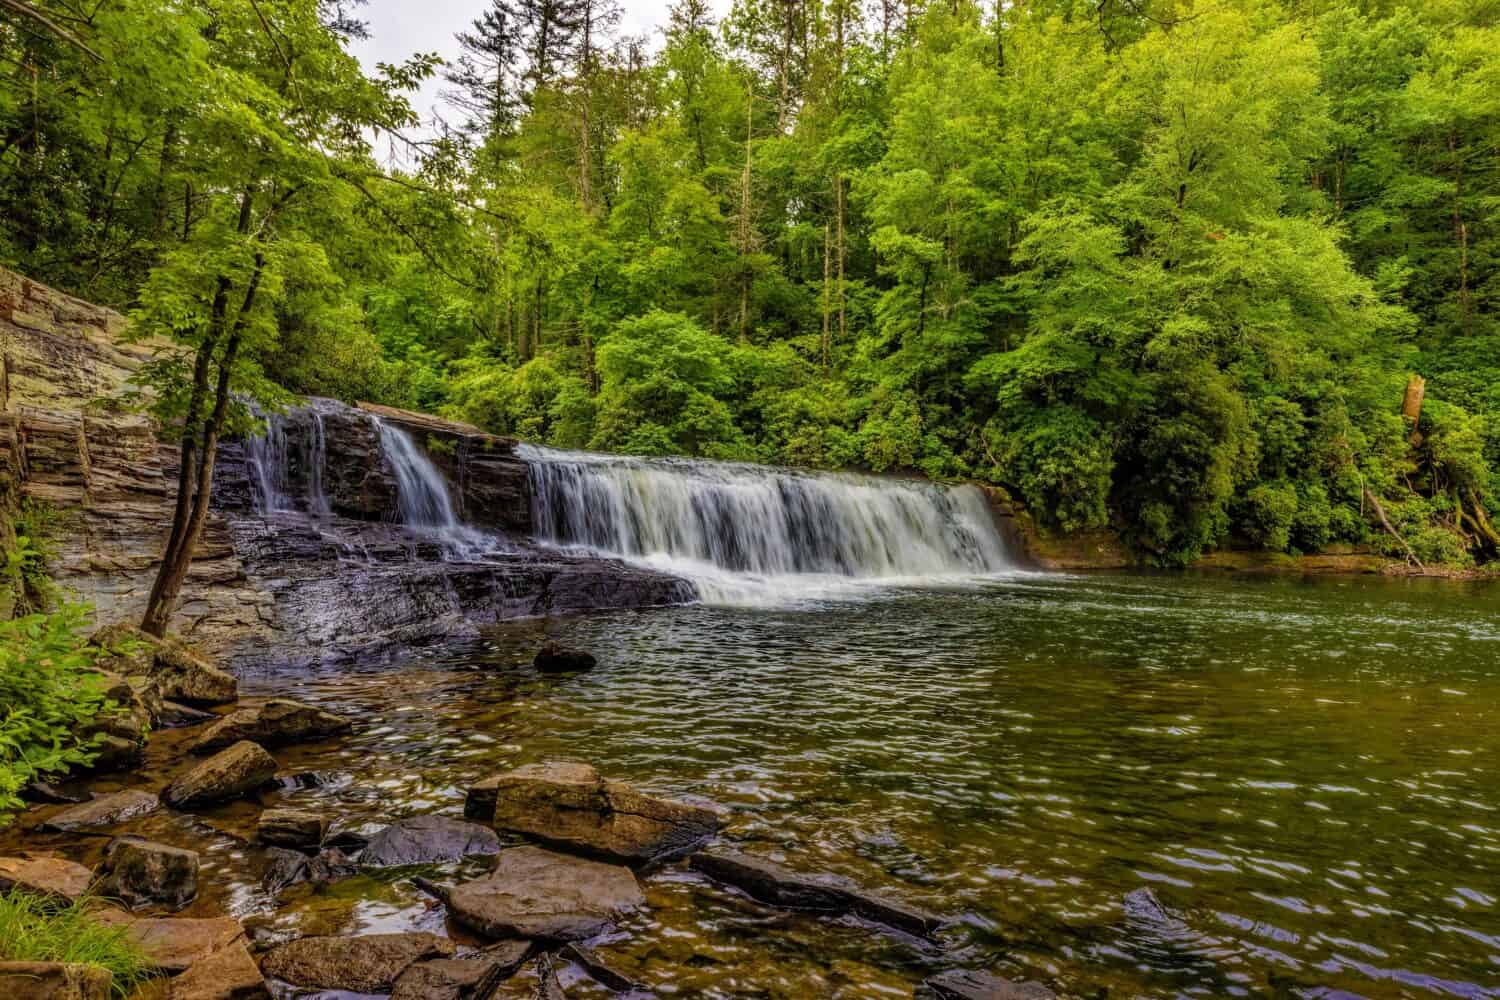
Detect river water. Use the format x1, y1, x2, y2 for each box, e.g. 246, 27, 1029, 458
210, 570, 1497, 998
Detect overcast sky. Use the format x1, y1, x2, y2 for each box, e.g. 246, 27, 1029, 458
349, 0, 728, 153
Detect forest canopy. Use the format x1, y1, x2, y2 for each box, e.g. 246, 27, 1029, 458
2, 0, 1498, 567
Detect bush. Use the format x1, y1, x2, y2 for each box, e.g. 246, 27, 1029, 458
0, 605, 119, 820
0, 892, 152, 997
1243, 481, 1298, 551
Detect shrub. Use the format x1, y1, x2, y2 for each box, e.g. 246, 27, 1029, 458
0, 892, 152, 997
0, 605, 119, 820
1243, 481, 1297, 552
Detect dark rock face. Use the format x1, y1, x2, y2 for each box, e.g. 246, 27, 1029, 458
922, 970, 1057, 1000
41, 789, 159, 832
445, 845, 645, 941
260, 933, 455, 994
98, 836, 199, 910
533, 643, 597, 673
358, 815, 502, 867
0, 961, 112, 999
479, 761, 719, 864
191, 699, 352, 754
162, 741, 277, 809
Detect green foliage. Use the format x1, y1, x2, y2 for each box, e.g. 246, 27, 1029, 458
0, 892, 152, 997
0, 605, 119, 820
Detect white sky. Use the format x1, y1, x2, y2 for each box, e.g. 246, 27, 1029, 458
349, 0, 727, 151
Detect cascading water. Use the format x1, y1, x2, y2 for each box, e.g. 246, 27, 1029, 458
373, 417, 499, 560
246, 407, 331, 515
520, 445, 1016, 604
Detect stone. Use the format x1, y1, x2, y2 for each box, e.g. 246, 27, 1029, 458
305, 846, 358, 883
157, 701, 217, 729
259, 933, 455, 994
168, 943, 269, 1000
358, 815, 501, 867
91, 912, 246, 973
561, 943, 644, 992
260, 848, 309, 896
482, 761, 719, 863
22, 783, 91, 805
445, 845, 644, 942
0, 854, 93, 903
97, 837, 199, 910
533, 643, 596, 673
923, 970, 1057, 1000
687, 848, 847, 911
41, 790, 159, 832
843, 887, 946, 938
256, 807, 327, 849
463, 775, 502, 821
91, 623, 237, 707
389, 945, 531, 1000
190, 700, 351, 754
0, 962, 111, 999
161, 741, 276, 809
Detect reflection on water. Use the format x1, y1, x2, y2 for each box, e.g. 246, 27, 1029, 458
15, 572, 1500, 998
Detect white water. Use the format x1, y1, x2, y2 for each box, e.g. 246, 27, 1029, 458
520, 444, 1017, 605
247, 407, 330, 516
374, 418, 498, 560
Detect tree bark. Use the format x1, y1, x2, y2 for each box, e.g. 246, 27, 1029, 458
1402, 374, 1425, 446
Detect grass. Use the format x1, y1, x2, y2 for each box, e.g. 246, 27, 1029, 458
0, 891, 154, 997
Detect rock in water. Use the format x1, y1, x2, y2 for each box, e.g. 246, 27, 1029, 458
256, 807, 327, 849
91, 622, 237, 706
476, 761, 718, 863
98, 837, 199, 910
41, 789, 159, 832
91, 912, 247, 973
0, 854, 94, 903
0, 962, 112, 999
169, 942, 269, 1000
446, 845, 645, 941
358, 814, 501, 867
390, 945, 531, 1000
533, 643, 597, 673
162, 741, 277, 809
688, 848, 847, 911
260, 933, 455, 994
923, 971, 1057, 999
190, 699, 351, 754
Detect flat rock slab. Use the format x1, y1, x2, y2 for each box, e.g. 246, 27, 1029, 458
260, 933, 455, 994
389, 943, 531, 1000
191, 700, 351, 754
42, 789, 160, 832
0, 961, 112, 999
98, 837, 199, 911
162, 741, 277, 809
477, 761, 718, 863
562, 943, 645, 992
0, 854, 93, 903
92, 911, 246, 973
447, 845, 645, 941
257, 807, 327, 849
359, 815, 501, 867
168, 942, 269, 1000
923, 971, 1057, 1000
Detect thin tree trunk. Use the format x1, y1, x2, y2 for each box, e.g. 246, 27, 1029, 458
835, 173, 845, 355
821, 221, 831, 378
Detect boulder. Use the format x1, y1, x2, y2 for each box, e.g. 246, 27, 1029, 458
479, 761, 718, 863
41, 790, 159, 832
922, 970, 1057, 1000
161, 742, 276, 809
0, 854, 93, 903
358, 815, 501, 867
561, 943, 644, 992
91, 623, 237, 707
260, 933, 455, 994
256, 807, 327, 849
389, 943, 531, 1000
77, 672, 151, 770
168, 942, 269, 1000
97, 837, 199, 910
305, 846, 358, 883
0, 962, 111, 999
445, 845, 644, 942
190, 700, 351, 754
157, 701, 217, 729
91, 912, 246, 973
533, 643, 596, 673
260, 848, 310, 896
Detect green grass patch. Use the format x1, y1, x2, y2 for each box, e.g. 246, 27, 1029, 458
0, 891, 153, 997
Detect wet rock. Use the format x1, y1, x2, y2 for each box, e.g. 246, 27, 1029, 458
533, 643, 596, 673
389, 944, 531, 1000
358, 815, 501, 867
0, 854, 93, 903
162, 741, 277, 809
98, 837, 199, 910
91, 623, 237, 707
79, 672, 151, 770
41, 789, 159, 832
481, 761, 718, 863
260, 933, 455, 994
0, 961, 112, 999
843, 887, 946, 938
22, 782, 91, 805
256, 807, 327, 849
190, 700, 351, 754
445, 846, 644, 941
157, 701, 217, 729
92, 912, 247, 973
561, 943, 644, 992
261, 848, 310, 896
688, 848, 847, 911
305, 846, 359, 883
169, 942, 269, 1000
922, 970, 1057, 1000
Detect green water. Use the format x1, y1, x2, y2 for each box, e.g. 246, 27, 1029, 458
15, 571, 1500, 997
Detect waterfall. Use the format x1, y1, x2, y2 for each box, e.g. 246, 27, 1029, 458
373, 418, 498, 560
245, 405, 331, 516
307, 411, 330, 516
246, 413, 291, 513
520, 445, 1015, 603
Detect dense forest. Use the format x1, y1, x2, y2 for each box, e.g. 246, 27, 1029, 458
2, 0, 1498, 567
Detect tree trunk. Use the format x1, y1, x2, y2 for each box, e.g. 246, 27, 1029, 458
1402, 374, 1425, 446
821, 221, 831, 377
